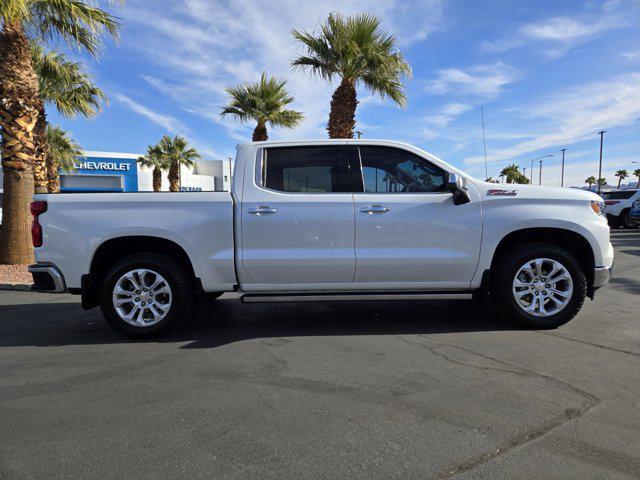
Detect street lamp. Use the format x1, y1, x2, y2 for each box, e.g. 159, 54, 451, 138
597, 131, 606, 195
560, 148, 567, 187
530, 154, 554, 185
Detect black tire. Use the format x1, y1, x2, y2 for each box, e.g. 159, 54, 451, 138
607, 214, 621, 229
490, 242, 587, 329
99, 253, 194, 339
620, 209, 635, 229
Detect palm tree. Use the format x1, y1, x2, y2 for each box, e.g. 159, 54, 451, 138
46, 125, 82, 178
0, 0, 120, 264
615, 169, 628, 188
500, 164, 522, 184
485, 177, 500, 184
597, 177, 607, 187
32, 44, 107, 193
159, 135, 200, 192
221, 73, 303, 141
292, 13, 411, 138
137, 144, 166, 192
585, 176, 596, 190
634, 168, 640, 188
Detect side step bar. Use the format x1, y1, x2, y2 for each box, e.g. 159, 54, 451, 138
241, 292, 474, 303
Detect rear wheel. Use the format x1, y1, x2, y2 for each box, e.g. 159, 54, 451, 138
491, 243, 586, 329
100, 254, 193, 338
621, 209, 636, 228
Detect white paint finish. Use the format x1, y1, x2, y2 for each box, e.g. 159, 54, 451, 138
353, 190, 482, 286
33, 192, 236, 291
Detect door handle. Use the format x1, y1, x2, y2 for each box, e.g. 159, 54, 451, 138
247, 206, 277, 215
360, 205, 389, 214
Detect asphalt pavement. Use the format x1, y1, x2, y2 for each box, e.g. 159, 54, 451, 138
1, 229, 639, 479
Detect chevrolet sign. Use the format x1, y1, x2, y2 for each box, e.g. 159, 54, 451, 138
76, 161, 132, 171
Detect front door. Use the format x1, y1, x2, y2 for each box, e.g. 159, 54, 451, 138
352, 145, 482, 288
240, 145, 357, 289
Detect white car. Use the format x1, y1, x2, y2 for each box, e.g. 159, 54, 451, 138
602, 189, 640, 228
29, 139, 613, 338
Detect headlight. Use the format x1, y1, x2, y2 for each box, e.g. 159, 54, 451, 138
590, 200, 606, 216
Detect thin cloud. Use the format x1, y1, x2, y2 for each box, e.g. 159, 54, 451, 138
114, 93, 190, 135
464, 72, 640, 166
482, 2, 635, 57
426, 63, 518, 99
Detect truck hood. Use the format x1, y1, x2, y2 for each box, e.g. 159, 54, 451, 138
472, 181, 603, 202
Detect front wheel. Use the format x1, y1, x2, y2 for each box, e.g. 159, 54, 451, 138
100, 254, 194, 338
490, 243, 587, 329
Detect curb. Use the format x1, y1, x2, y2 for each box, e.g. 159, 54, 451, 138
0, 284, 33, 291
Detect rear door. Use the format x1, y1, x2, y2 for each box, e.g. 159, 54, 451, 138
352, 145, 482, 288
240, 145, 358, 288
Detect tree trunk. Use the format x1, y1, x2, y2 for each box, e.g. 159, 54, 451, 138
327, 78, 357, 139
33, 102, 49, 194
152, 167, 162, 192
46, 153, 61, 193
0, 21, 40, 264
168, 161, 179, 192
252, 123, 268, 141
618, 178, 622, 188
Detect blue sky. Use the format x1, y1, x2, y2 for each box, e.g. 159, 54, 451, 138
50, 0, 640, 187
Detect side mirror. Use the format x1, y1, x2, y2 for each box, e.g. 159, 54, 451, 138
447, 173, 470, 205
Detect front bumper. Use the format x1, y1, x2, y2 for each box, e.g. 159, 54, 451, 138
28, 263, 67, 293
593, 265, 612, 289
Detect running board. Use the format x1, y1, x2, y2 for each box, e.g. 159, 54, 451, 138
241, 292, 474, 303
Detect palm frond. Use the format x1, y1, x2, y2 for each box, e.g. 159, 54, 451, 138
28, 0, 121, 57
220, 72, 304, 131
46, 124, 82, 172
291, 12, 411, 107
32, 43, 107, 117
158, 135, 201, 168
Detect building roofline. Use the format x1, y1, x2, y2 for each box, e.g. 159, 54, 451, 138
82, 150, 142, 159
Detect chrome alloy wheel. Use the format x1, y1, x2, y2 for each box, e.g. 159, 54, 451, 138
512, 258, 573, 317
112, 269, 172, 327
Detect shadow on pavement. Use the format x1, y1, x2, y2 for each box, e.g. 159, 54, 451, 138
0, 296, 517, 349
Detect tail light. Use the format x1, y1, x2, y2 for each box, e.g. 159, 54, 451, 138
30, 201, 47, 247
605, 200, 619, 205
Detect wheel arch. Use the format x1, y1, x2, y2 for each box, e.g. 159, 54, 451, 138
82, 236, 198, 309
490, 227, 595, 294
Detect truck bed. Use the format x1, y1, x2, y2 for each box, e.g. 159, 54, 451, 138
33, 192, 237, 292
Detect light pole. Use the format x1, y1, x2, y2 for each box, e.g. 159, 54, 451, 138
538, 160, 543, 185
530, 154, 554, 185
560, 148, 567, 187
597, 130, 606, 195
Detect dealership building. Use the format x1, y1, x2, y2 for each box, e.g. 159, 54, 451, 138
0, 151, 232, 193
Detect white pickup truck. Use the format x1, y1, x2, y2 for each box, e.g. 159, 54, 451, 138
29, 139, 613, 338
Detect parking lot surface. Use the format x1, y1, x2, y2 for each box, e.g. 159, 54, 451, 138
1, 229, 639, 479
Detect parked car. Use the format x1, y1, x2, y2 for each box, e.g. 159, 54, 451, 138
628, 199, 640, 227
29, 139, 613, 338
601, 189, 640, 228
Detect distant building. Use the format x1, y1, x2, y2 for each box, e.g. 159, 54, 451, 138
0, 151, 233, 193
